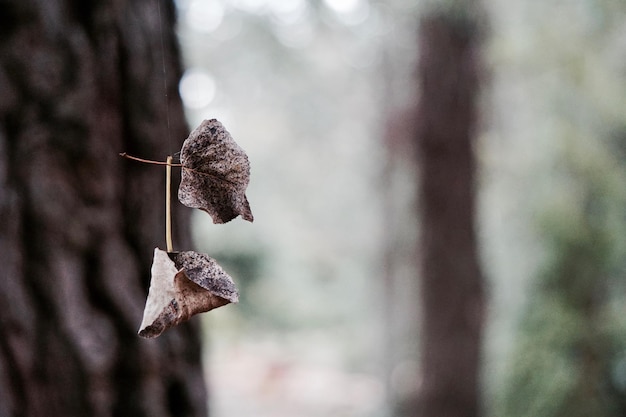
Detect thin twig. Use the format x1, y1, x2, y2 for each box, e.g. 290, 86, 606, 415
119, 152, 183, 166
119, 152, 239, 186
165, 156, 173, 253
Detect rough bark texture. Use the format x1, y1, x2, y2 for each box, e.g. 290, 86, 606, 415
0, 1, 208, 416
414, 13, 485, 417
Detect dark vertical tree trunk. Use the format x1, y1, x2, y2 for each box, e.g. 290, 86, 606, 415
0, 1, 208, 416
415, 12, 485, 417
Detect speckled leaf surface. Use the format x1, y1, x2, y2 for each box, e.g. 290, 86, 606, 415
168, 250, 239, 303
178, 119, 253, 224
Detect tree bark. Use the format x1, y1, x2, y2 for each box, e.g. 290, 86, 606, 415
0, 1, 207, 416
414, 12, 485, 417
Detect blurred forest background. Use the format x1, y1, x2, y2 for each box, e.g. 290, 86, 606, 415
173, 0, 626, 416
1, 0, 626, 416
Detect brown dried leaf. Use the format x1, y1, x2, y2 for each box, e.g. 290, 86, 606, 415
138, 248, 238, 338
178, 119, 253, 224
168, 250, 239, 302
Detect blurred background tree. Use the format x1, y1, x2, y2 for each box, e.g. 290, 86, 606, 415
412, 4, 485, 417
0, 1, 207, 416
384, 1, 487, 416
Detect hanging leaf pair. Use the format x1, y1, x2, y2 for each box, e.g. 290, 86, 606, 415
121, 119, 253, 338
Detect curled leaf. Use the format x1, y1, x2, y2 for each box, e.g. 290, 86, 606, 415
138, 248, 238, 338
178, 119, 253, 224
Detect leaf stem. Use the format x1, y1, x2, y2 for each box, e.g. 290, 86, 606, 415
166, 155, 173, 253
119, 152, 183, 166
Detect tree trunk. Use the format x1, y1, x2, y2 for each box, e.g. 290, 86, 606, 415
0, 1, 208, 416
415, 12, 485, 417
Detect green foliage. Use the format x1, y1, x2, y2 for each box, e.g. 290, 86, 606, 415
496, 139, 626, 417
483, 1, 626, 415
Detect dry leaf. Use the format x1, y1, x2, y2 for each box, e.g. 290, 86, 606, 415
178, 119, 253, 224
138, 248, 238, 338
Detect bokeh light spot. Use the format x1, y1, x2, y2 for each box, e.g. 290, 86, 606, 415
179, 69, 217, 109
